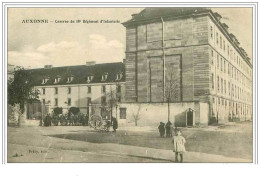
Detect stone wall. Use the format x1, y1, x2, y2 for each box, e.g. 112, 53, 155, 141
117, 102, 209, 127
124, 15, 210, 103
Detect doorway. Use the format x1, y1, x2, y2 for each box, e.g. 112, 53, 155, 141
186, 109, 193, 126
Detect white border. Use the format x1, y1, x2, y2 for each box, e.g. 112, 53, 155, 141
1, 1, 259, 190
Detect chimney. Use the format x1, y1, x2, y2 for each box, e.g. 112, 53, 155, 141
86, 61, 96, 66
229, 33, 236, 43
44, 65, 53, 69
131, 13, 138, 18
222, 23, 229, 31
214, 12, 222, 21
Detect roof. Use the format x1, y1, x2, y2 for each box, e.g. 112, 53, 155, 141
122, 7, 211, 26
23, 62, 125, 86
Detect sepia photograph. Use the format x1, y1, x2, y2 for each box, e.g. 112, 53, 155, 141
6, 6, 254, 163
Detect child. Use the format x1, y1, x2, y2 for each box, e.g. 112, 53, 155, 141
172, 130, 186, 162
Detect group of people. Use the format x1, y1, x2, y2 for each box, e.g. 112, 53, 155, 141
158, 121, 173, 138
158, 121, 186, 163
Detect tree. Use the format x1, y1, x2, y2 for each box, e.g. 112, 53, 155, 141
68, 107, 80, 115
131, 105, 142, 126
106, 84, 120, 120
8, 67, 40, 127
53, 107, 63, 115
164, 70, 179, 123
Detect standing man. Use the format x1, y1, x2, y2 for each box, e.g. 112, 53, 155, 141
112, 117, 118, 132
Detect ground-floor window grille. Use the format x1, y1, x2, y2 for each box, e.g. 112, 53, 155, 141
120, 108, 126, 119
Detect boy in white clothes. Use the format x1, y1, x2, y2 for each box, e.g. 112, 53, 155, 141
172, 130, 186, 163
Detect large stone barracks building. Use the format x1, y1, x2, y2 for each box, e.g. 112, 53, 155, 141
20, 7, 252, 126
25, 62, 126, 123
120, 7, 252, 125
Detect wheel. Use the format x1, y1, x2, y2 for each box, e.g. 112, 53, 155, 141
89, 114, 103, 129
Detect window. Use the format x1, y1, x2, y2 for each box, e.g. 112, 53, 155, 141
87, 75, 93, 83
232, 84, 234, 97
102, 85, 106, 93
42, 99, 45, 104
221, 78, 223, 93
216, 32, 219, 44
117, 96, 121, 103
217, 76, 220, 92
210, 26, 214, 39
101, 96, 106, 105
67, 76, 73, 83
223, 40, 225, 51
228, 64, 230, 75
55, 98, 58, 106
221, 58, 223, 71
217, 54, 219, 69
117, 85, 121, 93
120, 108, 126, 119
68, 87, 71, 94
224, 80, 226, 94
227, 45, 229, 56
88, 86, 91, 93
54, 77, 61, 84
224, 61, 226, 73
220, 36, 222, 48
116, 73, 123, 81
42, 88, 45, 95
211, 73, 214, 89
68, 98, 71, 106
101, 73, 108, 81
42, 78, 49, 84
87, 97, 91, 105
213, 97, 215, 103
228, 82, 231, 95
55, 87, 58, 94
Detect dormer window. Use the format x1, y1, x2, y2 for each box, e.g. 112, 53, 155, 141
42, 78, 49, 84
54, 76, 61, 84
87, 75, 94, 83
116, 72, 123, 81
101, 73, 108, 81
67, 76, 73, 83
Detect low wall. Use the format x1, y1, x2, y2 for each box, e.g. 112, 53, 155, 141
117, 102, 209, 127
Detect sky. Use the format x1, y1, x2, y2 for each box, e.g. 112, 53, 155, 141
7, 7, 252, 69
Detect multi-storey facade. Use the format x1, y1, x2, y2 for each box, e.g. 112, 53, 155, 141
122, 7, 252, 124
25, 62, 126, 121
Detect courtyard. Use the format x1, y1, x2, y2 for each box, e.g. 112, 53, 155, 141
7, 121, 253, 163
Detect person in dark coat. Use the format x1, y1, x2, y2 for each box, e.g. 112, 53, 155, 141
165, 121, 172, 137
111, 117, 118, 132
44, 113, 52, 127
158, 122, 165, 137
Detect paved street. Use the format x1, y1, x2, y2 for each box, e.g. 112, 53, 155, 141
7, 121, 253, 163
